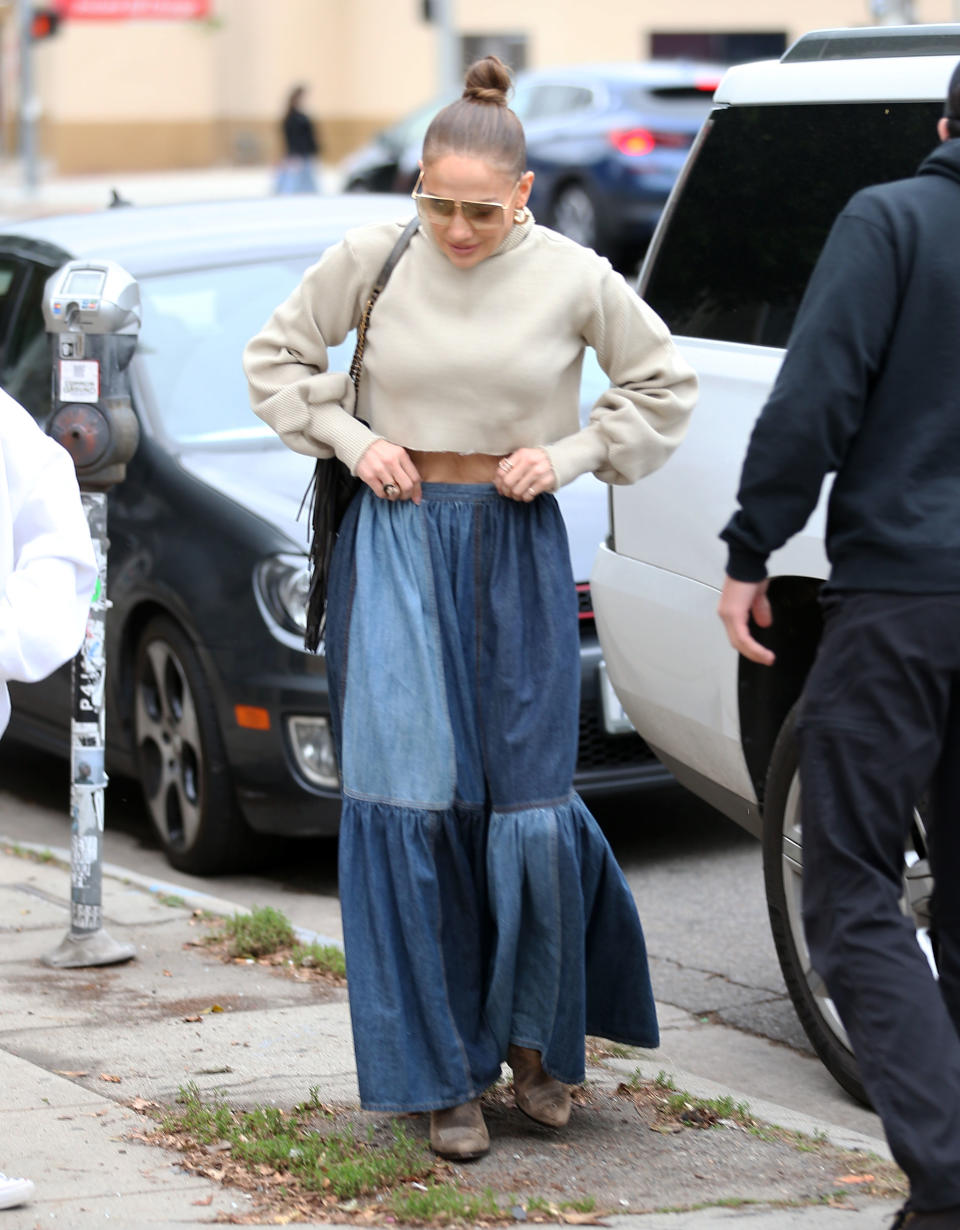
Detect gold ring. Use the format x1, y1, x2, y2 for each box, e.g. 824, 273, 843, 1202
498, 458, 514, 473
527, 486, 536, 498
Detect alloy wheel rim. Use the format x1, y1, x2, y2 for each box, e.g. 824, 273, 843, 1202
554, 185, 597, 247
134, 638, 203, 852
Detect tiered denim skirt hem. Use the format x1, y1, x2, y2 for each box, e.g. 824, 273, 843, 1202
325, 484, 658, 1112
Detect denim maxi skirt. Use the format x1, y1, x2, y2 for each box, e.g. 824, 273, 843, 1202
324, 482, 659, 1113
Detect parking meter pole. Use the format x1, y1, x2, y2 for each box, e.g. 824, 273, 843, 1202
44, 492, 136, 968
41, 261, 142, 970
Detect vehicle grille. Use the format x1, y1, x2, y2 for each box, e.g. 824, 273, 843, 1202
577, 705, 655, 772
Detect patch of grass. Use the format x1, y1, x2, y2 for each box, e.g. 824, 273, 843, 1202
291, 940, 346, 979
392, 1181, 502, 1222
155, 892, 186, 908
559, 1195, 596, 1213
160, 1083, 434, 1201
216, 905, 295, 958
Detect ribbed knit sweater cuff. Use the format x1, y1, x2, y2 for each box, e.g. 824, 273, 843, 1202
544, 428, 608, 489
724, 545, 769, 583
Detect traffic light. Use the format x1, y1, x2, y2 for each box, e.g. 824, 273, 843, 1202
31, 7, 61, 40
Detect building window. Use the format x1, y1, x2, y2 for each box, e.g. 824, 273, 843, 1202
650, 31, 787, 64
460, 33, 527, 74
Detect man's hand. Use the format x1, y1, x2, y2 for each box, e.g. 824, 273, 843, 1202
717, 577, 775, 666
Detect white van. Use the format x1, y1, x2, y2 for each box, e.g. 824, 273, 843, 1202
591, 23, 960, 1104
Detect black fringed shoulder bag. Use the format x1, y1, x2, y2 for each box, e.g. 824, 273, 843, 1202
301, 216, 419, 652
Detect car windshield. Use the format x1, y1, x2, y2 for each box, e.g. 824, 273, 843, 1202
138, 259, 354, 445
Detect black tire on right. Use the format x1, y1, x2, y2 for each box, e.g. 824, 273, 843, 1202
761, 702, 869, 1105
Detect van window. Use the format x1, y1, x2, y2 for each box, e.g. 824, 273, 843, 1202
642, 100, 943, 348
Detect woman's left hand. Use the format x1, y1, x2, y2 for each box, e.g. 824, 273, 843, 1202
494, 447, 557, 502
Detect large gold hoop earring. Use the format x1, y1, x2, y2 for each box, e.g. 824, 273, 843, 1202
513, 205, 531, 225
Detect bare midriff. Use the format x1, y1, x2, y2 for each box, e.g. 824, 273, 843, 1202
407, 450, 503, 484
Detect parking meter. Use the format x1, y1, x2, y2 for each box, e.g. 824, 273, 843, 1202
42, 259, 141, 491
41, 259, 140, 970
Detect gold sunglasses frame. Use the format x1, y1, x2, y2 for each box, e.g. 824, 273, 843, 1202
410, 170, 515, 228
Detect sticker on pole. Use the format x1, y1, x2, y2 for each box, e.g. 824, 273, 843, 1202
60, 359, 100, 403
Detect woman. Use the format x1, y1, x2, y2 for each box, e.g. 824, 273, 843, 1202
245, 56, 697, 1162
276, 84, 321, 194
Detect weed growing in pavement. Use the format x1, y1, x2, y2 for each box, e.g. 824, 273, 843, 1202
392, 1180, 502, 1222
291, 940, 347, 979
216, 904, 295, 957
140, 1084, 604, 1224
155, 892, 187, 908
559, 1196, 597, 1213
159, 1082, 433, 1201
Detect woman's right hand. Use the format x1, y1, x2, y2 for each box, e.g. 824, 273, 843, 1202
356, 439, 423, 505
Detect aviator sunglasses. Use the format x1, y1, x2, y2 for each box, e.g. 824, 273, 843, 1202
411, 170, 516, 229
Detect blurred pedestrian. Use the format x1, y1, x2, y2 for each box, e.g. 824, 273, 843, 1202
1, 389, 97, 1211
246, 55, 695, 1162
717, 61, 960, 1230
275, 85, 321, 195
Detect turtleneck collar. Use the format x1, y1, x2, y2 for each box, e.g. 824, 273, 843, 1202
418, 210, 536, 263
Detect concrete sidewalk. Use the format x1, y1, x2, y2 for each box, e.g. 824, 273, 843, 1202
0, 841, 902, 1228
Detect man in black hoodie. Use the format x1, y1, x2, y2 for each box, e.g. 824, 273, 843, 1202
718, 62, 960, 1230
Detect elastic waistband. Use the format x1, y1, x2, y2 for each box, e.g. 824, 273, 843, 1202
417, 482, 500, 504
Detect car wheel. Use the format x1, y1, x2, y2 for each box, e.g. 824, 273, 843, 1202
551, 182, 600, 250
762, 701, 936, 1107
133, 614, 246, 874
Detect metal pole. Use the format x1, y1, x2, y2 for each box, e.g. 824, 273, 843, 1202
16, 0, 36, 191
433, 0, 458, 99
44, 491, 135, 968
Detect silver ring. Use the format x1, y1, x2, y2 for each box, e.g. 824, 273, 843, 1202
383, 483, 399, 498
498, 458, 514, 474
527, 486, 536, 498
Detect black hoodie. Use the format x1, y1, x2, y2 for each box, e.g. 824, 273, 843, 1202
722, 138, 960, 593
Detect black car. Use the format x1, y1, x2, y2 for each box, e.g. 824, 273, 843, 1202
341, 62, 721, 269
0, 196, 667, 875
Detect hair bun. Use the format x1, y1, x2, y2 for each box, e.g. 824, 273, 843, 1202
462, 55, 512, 106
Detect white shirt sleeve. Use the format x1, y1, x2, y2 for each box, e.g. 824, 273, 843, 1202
0, 399, 98, 687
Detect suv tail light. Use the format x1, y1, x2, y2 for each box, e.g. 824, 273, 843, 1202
609, 127, 693, 155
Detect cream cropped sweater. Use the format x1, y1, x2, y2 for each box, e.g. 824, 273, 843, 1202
244, 215, 697, 489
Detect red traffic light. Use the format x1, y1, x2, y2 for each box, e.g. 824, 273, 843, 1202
31, 7, 61, 39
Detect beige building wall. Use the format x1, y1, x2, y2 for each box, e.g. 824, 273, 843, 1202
16, 0, 960, 174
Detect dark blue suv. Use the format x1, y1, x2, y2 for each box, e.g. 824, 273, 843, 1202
517, 62, 721, 269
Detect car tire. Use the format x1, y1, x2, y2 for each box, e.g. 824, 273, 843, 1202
133, 614, 248, 874
762, 701, 937, 1107
551, 182, 601, 251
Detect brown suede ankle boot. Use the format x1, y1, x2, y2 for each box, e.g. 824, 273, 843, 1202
429, 1098, 489, 1160
508, 1045, 572, 1128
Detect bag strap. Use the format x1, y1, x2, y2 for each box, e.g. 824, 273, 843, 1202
347, 215, 420, 396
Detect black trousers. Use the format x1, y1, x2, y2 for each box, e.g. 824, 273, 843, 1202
797, 591, 960, 1211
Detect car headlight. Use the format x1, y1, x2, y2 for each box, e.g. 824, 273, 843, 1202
254, 553, 311, 647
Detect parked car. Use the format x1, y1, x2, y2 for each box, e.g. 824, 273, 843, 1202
591, 23, 960, 1105
1, 195, 666, 875
342, 61, 722, 270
